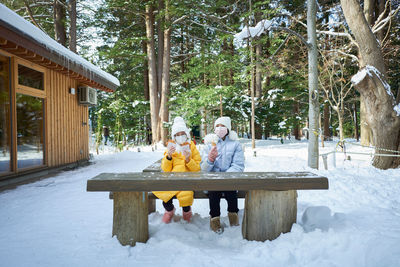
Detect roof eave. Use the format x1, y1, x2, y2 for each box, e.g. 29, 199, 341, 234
0, 22, 118, 92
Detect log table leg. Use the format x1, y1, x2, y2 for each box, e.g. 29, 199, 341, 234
242, 190, 297, 241
112, 192, 149, 246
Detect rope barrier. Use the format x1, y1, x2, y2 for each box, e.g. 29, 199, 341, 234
318, 137, 400, 170
316, 132, 400, 154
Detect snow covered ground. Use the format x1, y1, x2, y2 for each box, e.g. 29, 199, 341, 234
1, 138, 400, 267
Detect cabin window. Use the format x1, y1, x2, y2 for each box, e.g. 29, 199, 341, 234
0, 55, 11, 173
18, 64, 44, 90
16, 94, 44, 169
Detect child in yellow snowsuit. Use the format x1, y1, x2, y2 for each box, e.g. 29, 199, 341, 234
153, 117, 201, 223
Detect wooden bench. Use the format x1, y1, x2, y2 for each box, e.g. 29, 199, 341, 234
87, 162, 328, 246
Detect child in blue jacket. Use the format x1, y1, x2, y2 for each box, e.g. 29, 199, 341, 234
201, 116, 244, 233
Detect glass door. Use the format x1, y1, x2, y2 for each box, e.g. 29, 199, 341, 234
0, 55, 11, 173
15, 61, 46, 170
16, 94, 44, 169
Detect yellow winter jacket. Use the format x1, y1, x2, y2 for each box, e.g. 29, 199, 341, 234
153, 141, 201, 207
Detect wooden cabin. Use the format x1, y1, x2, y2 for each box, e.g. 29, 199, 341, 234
0, 4, 119, 186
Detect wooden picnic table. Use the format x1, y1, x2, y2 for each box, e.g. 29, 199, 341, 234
87, 170, 328, 246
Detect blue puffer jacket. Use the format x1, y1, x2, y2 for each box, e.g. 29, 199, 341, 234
201, 134, 245, 172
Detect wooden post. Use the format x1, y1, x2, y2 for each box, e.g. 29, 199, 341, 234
148, 199, 156, 214
112, 192, 149, 246
242, 190, 297, 241
322, 154, 328, 170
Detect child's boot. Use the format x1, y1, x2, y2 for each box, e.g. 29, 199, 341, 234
182, 208, 192, 222
210, 216, 224, 234
162, 208, 175, 224
228, 212, 239, 226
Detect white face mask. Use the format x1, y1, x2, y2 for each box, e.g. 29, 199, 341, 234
175, 135, 187, 145
215, 126, 228, 138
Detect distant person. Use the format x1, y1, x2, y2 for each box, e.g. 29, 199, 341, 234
153, 117, 201, 223
201, 116, 244, 233
103, 126, 109, 145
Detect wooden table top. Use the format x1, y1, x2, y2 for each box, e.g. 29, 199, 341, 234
87, 171, 329, 192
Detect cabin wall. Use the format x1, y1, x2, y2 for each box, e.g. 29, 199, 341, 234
46, 69, 89, 167
0, 48, 90, 177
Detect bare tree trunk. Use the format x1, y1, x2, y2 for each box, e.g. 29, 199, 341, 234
202, 109, 207, 137
142, 41, 150, 101
255, 43, 262, 98
353, 69, 400, 169
377, 0, 387, 42
359, 0, 379, 146
219, 94, 223, 116
341, 0, 400, 169
145, 4, 159, 144
54, 0, 67, 46
353, 102, 359, 141
254, 40, 262, 140
337, 110, 344, 141
360, 98, 373, 145
229, 40, 235, 85
68, 0, 77, 53
294, 101, 300, 140
363, 0, 375, 24
323, 101, 330, 141
156, 0, 164, 140
159, 0, 171, 145
342, 0, 386, 74
157, 0, 164, 95
250, 40, 256, 149
319, 113, 324, 147
180, 27, 187, 89
307, 0, 319, 169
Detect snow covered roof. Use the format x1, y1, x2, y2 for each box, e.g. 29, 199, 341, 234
0, 4, 119, 92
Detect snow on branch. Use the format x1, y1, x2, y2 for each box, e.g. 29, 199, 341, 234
351, 65, 390, 93
234, 19, 310, 49
351, 65, 400, 116
234, 19, 273, 42
372, 6, 400, 34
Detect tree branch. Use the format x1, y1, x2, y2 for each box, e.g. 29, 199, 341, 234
325, 49, 359, 62
23, 1, 46, 32
372, 6, 400, 34
187, 20, 234, 35
172, 15, 188, 25
269, 26, 311, 48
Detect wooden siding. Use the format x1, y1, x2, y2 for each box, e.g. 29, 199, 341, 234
46, 68, 89, 167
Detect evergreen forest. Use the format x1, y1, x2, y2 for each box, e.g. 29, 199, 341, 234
3, 0, 400, 169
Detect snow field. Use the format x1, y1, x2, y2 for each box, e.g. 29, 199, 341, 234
0, 139, 399, 267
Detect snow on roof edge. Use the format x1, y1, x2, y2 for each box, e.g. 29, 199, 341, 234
0, 4, 120, 88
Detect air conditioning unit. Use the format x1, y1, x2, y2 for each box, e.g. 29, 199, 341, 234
78, 86, 97, 105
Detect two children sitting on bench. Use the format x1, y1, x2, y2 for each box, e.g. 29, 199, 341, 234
153, 116, 245, 234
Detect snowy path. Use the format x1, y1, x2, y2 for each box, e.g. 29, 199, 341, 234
1, 140, 400, 267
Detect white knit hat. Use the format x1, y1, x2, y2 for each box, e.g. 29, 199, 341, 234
214, 116, 231, 132
214, 116, 239, 140
171, 116, 190, 139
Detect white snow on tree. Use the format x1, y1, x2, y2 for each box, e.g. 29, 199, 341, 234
234, 19, 273, 44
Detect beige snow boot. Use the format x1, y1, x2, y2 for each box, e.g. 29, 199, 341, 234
210, 216, 224, 234
228, 212, 239, 226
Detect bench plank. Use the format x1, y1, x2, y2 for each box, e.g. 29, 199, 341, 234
87, 172, 328, 192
